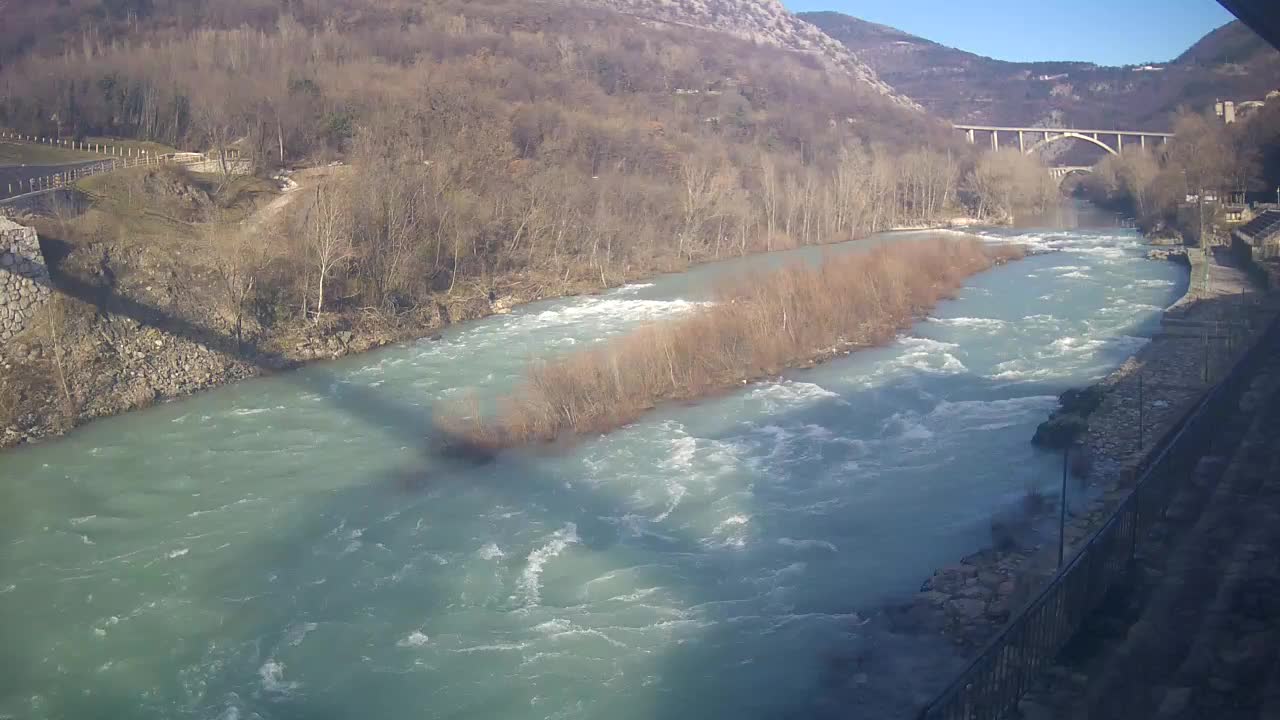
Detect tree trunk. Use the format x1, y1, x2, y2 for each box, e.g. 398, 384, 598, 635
316, 274, 325, 324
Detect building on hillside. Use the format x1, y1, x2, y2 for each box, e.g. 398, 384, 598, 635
1224, 191, 1251, 224
1232, 209, 1280, 262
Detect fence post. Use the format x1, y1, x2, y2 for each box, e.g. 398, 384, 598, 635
1059, 445, 1069, 568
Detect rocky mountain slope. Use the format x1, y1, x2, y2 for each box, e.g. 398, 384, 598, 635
803, 12, 1280, 129
565, 0, 920, 109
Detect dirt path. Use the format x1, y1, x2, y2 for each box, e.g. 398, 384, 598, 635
238, 166, 349, 236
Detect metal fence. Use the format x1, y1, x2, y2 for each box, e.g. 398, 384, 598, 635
0, 154, 170, 200
1, 132, 251, 201
0, 151, 246, 202
0, 129, 147, 159
917, 310, 1279, 720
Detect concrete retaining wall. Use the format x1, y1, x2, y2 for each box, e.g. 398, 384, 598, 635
0, 217, 51, 340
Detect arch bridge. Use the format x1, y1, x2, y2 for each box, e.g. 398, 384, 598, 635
1049, 166, 1093, 181
954, 124, 1175, 156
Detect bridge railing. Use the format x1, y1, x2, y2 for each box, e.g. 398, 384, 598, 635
916, 310, 1279, 720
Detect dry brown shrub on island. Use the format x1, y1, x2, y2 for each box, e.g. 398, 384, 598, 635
438, 236, 1024, 455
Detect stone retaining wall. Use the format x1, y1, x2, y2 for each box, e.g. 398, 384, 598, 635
0, 217, 51, 340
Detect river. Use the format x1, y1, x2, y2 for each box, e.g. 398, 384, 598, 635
0, 206, 1188, 719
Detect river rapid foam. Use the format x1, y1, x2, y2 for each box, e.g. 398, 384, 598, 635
0, 224, 1188, 719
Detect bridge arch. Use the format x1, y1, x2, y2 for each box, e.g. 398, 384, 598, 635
1049, 166, 1093, 180
1051, 166, 1094, 192
1026, 132, 1117, 156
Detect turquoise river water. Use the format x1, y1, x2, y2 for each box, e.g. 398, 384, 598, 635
0, 209, 1188, 719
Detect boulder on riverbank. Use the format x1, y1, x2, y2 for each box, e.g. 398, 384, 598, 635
1148, 247, 1190, 265
1032, 386, 1104, 449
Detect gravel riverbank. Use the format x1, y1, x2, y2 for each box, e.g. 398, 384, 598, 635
893, 246, 1279, 654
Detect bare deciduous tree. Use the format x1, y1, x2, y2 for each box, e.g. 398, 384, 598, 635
203, 211, 271, 348
302, 183, 354, 322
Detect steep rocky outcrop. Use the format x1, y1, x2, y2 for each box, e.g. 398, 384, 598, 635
566, 0, 920, 109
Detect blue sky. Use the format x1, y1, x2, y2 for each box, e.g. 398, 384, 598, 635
784, 0, 1237, 66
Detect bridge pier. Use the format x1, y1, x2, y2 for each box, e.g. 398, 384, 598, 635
953, 125, 1175, 158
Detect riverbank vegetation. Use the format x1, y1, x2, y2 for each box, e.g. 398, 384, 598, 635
1083, 104, 1280, 241
439, 237, 1024, 454
0, 0, 1050, 448
2, 0, 1048, 320
969, 150, 1060, 221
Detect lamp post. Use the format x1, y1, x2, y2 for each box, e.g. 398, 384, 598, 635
1059, 444, 1069, 569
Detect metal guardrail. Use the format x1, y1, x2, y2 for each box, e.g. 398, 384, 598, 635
917, 311, 1279, 720
0, 155, 168, 200
1, 132, 246, 201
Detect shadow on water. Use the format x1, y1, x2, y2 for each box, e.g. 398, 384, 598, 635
0, 252, 718, 716
0, 215, 1238, 719
0, 250, 977, 718
0, 252, 444, 714
2, 256, 436, 447
641, 367, 1094, 720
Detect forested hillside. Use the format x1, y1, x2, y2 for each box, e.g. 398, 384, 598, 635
1, 0, 976, 306
4, 0, 1040, 444
804, 12, 1280, 129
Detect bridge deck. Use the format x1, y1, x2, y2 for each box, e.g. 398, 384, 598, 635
953, 124, 1174, 137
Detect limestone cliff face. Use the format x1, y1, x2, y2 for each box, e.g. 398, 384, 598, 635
561, 0, 921, 110
0, 217, 51, 341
